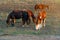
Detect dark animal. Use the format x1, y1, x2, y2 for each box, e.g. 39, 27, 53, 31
6, 9, 36, 26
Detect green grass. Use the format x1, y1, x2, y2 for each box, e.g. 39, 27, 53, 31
0, 11, 60, 36
0, 0, 60, 36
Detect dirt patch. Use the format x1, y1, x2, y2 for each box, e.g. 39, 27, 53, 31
0, 34, 60, 40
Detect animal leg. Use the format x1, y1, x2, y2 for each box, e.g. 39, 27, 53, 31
22, 19, 25, 27
26, 19, 30, 27
43, 18, 46, 27
11, 19, 15, 26
14, 18, 16, 24
27, 18, 30, 25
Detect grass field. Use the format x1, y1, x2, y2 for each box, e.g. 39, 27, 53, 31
0, 0, 60, 36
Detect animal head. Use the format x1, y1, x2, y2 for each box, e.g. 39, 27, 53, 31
34, 4, 49, 10
35, 16, 42, 30
6, 18, 10, 26
6, 14, 12, 26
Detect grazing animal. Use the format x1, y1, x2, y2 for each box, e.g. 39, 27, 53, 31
26, 9, 36, 23
34, 10, 46, 30
6, 9, 36, 27
34, 4, 49, 10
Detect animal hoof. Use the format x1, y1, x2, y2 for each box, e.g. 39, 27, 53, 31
43, 25, 45, 28
11, 24, 14, 26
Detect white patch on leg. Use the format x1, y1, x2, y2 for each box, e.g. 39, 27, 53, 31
36, 24, 42, 30
44, 24, 45, 27
43, 19, 46, 27
40, 16, 42, 19
22, 25, 24, 27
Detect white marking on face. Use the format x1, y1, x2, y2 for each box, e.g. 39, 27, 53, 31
36, 24, 42, 30
40, 16, 42, 19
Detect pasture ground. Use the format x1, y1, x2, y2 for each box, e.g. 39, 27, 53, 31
0, 0, 60, 40
0, 34, 60, 40
0, 10, 60, 36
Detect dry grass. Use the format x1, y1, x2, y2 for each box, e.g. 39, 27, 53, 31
0, 0, 60, 36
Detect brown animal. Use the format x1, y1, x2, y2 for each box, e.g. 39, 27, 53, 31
34, 4, 49, 10
6, 9, 36, 27
34, 10, 46, 30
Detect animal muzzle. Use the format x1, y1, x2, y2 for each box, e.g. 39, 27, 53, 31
35, 24, 42, 30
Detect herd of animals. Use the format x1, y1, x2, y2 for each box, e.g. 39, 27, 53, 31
6, 4, 49, 30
